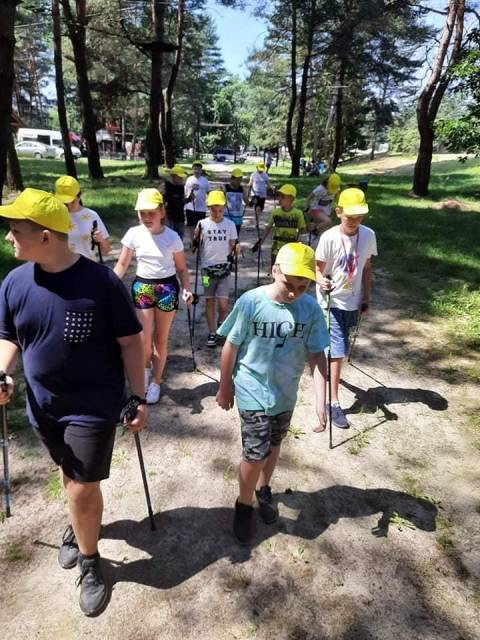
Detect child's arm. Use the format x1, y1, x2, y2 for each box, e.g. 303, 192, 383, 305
252, 223, 272, 251
361, 257, 373, 312
173, 251, 193, 303
216, 340, 239, 410
307, 351, 327, 432
113, 246, 134, 279
315, 259, 333, 292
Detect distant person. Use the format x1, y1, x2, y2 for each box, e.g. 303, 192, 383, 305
114, 189, 193, 404
125, 140, 132, 160
304, 173, 341, 239
247, 162, 270, 216
163, 164, 187, 239
265, 150, 273, 173
193, 190, 238, 348
316, 187, 377, 429
134, 140, 142, 159
224, 168, 248, 236
253, 184, 306, 269
185, 160, 210, 245
54, 175, 111, 260
0, 188, 146, 616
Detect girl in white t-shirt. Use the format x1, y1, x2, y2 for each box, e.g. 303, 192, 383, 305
114, 189, 193, 404
54, 175, 111, 259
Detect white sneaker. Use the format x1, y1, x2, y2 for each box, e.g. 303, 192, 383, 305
146, 382, 161, 404
144, 368, 150, 392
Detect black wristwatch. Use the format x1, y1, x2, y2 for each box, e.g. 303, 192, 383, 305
120, 394, 147, 423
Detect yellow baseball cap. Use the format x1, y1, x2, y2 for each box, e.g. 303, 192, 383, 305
231, 168, 243, 178
278, 183, 297, 198
192, 160, 203, 168
207, 190, 226, 207
135, 188, 164, 210
275, 242, 316, 281
54, 175, 81, 204
170, 165, 187, 178
327, 173, 341, 194
338, 187, 368, 216
0, 188, 72, 234
256, 162, 265, 171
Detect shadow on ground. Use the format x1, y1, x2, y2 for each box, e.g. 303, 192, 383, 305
100, 485, 437, 590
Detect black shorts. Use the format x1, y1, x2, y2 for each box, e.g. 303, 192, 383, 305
250, 196, 266, 211
33, 419, 116, 482
186, 210, 206, 227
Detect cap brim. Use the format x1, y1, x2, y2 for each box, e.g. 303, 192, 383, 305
279, 264, 316, 282
0, 203, 25, 220
55, 194, 76, 204
342, 204, 368, 216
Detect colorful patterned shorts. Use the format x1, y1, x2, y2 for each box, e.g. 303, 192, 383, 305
132, 275, 179, 312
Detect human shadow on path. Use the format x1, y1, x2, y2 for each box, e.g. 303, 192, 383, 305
160, 380, 218, 415
101, 485, 437, 590
341, 379, 448, 421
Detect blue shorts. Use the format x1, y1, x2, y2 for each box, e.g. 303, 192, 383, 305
325, 307, 358, 358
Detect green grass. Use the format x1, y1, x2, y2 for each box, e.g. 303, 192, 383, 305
4, 154, 479, 357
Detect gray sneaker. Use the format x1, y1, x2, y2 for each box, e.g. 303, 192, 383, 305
330, 403, 350, 429
76, 554, 109, 616
58, 525, 79, 569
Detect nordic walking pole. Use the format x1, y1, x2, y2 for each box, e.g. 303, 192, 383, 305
91, 221, 103, 264
0, 371, 11, 518
120, 398, 155, 531
348, 303, 368, 364
234, 243, 239, 301
186, 294, 199, 371
191, 222, 202, 342
253, 201, 262, 286
325, 280, 333, 450
133, 433, 155, 531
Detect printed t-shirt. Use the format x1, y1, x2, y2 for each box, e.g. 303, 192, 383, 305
164, 180, 185, 222
267, 207, 306, 255
121, 225, 184, 279
217, 287, 329, 415
197, 217, 238, 268
250, 171, 269, 198
315, 224, 377, 311
311, 184, 334, 217
225, 184, 245, 226
0, 257, 142, 426
184, 175, 209, 212
68, 207, 109, 259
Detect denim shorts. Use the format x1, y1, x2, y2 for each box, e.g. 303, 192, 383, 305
325, 307, 358, 358
239, 410, 293, 462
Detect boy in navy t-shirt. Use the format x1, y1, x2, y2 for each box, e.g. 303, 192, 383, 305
0, 189, 146, 616
216, 243, 329, 544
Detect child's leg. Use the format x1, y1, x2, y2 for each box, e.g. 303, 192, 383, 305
330, 357, 343, 403
217, 296, 229, 325
152, 309, 176, 384
257, 445, 281, 489
136, 308, 155, 370
239, 459, 265, 505
205, 297, 216, 333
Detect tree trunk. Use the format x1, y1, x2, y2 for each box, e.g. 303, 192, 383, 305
52, 0, 77, 178
285, 1, 297, 170
0, 0, 18, 204
413, 0, 464, 196
330, 59, 346, 171
369, 122, 377, 161
7, 133, 23, 191
291, 0, 316, 177
160, 0, 185, 168
320, 79, 336, 161
61, 0, 103, 180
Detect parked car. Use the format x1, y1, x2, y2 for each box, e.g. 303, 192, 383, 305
213, 148, 247, 163
55, 145, 82, 159
15, 140, 57, 159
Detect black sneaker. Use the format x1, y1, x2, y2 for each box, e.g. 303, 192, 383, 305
58, 525, 79, 569
255, 485, 278, 524
206, 333, 217, 348
76, 553, 109, 616
233, 500, 254, 544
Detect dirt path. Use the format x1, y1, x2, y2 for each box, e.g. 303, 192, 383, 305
0, 200, 479, 640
